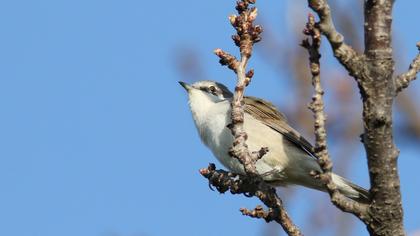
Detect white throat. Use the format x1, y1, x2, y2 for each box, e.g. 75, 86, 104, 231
187, 89, 236, 166
188, 89, 231, 131
188, 89, 222, 124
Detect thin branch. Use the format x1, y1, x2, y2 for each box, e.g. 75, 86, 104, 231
395, 42, 420, 94
214, 0, 264, 176
208, 1, 303, 235
307, 0, 365, 79
301, 14, 370, 222
200, 164, 303, 236
240, 205, 273, 221
214, 49, 240, 73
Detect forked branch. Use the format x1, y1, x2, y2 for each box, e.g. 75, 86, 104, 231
301, 14, 370, 222
307, 0, 365, 80
200, 164, 302, 236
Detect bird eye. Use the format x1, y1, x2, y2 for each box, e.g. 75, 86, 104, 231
209, 86, 216, 94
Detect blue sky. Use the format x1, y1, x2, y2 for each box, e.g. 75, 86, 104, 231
0, 1, 419, 236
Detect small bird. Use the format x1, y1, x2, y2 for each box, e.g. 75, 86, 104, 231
179, 80, 370, 203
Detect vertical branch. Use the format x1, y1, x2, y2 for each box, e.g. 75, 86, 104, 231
214, 1, 269, 177
301, 14, 369, 221
212, 1, 267, 174
204, 1, 303, 235
306, 0, 407, 234
362, 1, 404, 235
307, 0, 407, 235
223, 1, 266, 175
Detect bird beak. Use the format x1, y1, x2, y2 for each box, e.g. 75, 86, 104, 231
178, 81, 192, 91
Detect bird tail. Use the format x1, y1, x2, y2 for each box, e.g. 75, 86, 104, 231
331, 173, 370, 204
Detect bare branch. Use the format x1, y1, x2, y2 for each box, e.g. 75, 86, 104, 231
301, 13, 370, 222
214, 0, 265, 176
395, 42, 420, 94
214, 49, 240, 72
200, 164, 303, 236
205, 1, 303, 235
307, 0, 365, 79
240, 205, 272, 221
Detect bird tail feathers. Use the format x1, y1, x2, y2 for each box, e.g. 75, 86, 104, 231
331, 173, 370, 204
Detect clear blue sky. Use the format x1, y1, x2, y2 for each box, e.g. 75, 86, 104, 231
0, 1, 419, 236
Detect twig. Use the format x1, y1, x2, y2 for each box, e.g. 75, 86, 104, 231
214, 0, 265, 175
207, 1, 303, 235
200, 164, 303, 236
307, 0, 365, 80
218, 2, 264, 176
240, 205, 272, 221
301, 14, 370, 222
395, 42, 420, 94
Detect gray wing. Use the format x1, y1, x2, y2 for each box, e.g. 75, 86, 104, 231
244, 96, 316, 157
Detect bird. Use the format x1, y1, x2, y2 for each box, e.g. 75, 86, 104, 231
179, 80, 370, 203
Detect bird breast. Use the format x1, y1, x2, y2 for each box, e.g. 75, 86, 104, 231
192, 101, 291, 180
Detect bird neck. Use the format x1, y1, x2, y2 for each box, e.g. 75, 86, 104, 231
188, 90, 232, 148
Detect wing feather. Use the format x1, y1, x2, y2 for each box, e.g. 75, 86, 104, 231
244, 96, 316, 157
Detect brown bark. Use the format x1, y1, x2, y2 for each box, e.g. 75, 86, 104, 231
362, 1, 404, 235
308, 0, 406, 235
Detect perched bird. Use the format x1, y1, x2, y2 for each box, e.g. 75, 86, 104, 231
179, 80, 369, 203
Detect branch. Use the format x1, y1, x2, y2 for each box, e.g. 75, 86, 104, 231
307, 0, 365, 79
200, 164, 303, 236
362, 1, 405, 235
395, 42, 420, 94
214, 0, 265, 175
208, 1, 303, 235
301, 14, 370, 222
